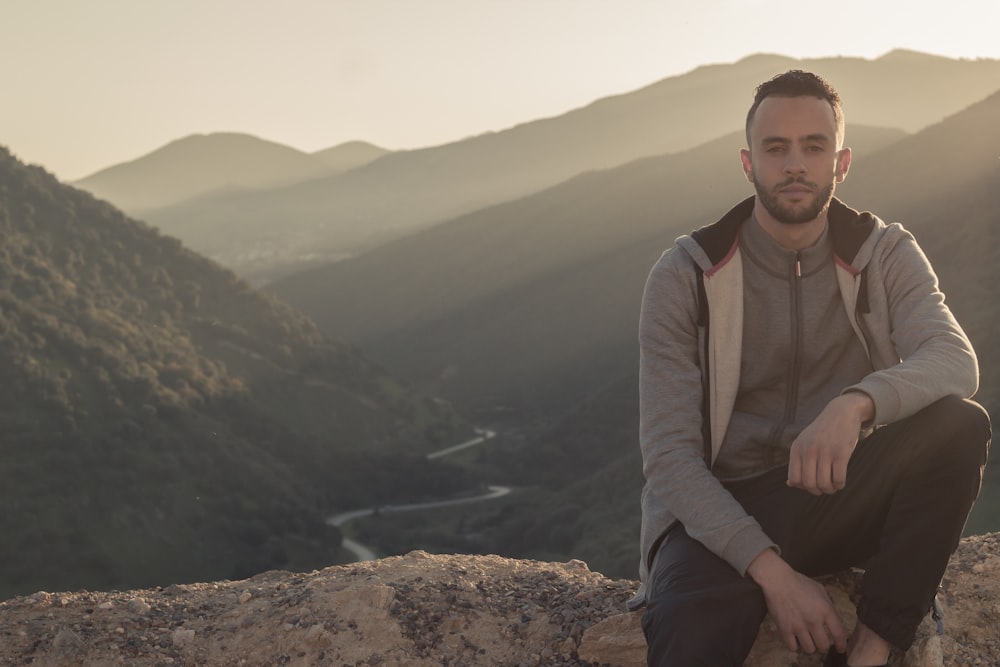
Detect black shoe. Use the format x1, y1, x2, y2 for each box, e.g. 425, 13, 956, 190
822, 648, 889, 667
823, 649, 848, 667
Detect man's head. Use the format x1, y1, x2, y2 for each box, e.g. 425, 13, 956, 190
745, 70, 845, 149
740, 70, 851, 229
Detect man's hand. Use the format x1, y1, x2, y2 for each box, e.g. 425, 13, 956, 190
787, 392, 874, 495
747, 549, 848, 654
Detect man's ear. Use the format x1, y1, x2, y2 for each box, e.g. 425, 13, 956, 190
740, 148, 753, 183
835, 147, 852, 183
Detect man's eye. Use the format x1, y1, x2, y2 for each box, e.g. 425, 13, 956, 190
767, 146, 784, 153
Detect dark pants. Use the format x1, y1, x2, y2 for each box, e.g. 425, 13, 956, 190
642, 396, 991, 666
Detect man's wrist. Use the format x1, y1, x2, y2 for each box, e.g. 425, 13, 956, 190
839, 390, 875, 423
746, 547, 789, 586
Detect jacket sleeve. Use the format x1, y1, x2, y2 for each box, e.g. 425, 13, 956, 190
639, 247, 776, 575
844, 224, 979, 425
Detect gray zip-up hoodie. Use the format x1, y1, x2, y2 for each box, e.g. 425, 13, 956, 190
630, 196, 978, 609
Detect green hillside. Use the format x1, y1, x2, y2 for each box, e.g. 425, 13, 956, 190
0, 147, 473, 599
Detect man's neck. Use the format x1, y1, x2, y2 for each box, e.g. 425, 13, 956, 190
753, 205, 828, 251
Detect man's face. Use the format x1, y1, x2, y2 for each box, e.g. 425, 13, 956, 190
740, 96, 850, 225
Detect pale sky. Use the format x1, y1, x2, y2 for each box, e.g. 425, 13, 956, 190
3, 0, 1000, 180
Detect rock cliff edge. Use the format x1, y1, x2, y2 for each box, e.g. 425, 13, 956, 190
1, 533, 997, 666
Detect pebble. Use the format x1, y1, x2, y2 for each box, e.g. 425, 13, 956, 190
128, 598, 151, 615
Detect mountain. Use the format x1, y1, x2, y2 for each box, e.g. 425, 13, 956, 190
0, 146, 473, 599
74, 133, 337, 212
294, 89, 1000, 571
839, 88, 1000, 417
273, 88, 1000, 422
142, 50, 1000, 281
311, 140, 390, 172
270, 125, 907, 418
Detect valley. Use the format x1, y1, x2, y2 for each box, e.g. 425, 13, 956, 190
4, 49, 998, 598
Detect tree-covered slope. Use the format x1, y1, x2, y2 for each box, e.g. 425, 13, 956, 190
0, 147, 472, 599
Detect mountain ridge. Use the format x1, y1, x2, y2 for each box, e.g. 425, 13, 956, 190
74, 133, 389, 213
321, 88, 1000, 577
269, 124, 908, 415
139, 50, 1000, 281
310, 140, 389, 171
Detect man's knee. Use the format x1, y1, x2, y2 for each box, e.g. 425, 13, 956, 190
913, 396, 991, 469
642, 578, 766, 664
938, 396, 990, 463
642, 583, 764, 635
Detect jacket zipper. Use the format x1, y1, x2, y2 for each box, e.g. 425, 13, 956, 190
766, 252, 803, 464
784, 253, 804, 456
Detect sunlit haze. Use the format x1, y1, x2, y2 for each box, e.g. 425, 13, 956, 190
3, 0, 1000, 180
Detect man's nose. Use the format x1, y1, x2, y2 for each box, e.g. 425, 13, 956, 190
783, 152, 807, 174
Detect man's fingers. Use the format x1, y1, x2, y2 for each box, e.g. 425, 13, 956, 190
797, 445, 830, 495
831, 458, 849, 491
789, 443, 850, 495
797, 627, 818, 655
815, 452, 837, 494
811, 618, 848, 655
801, 604, 849, 655
800, 456, 819, 495
787, 447, 803, 488
827, 609, 849, 652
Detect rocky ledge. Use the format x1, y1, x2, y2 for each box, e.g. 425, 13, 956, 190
0, 533, 997, 666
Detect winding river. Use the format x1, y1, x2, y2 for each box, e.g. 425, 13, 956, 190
326, 428, 506, 561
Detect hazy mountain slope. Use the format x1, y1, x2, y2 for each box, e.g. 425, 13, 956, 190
146, 51, 1000, 281
343, 91, 1000, 575
311, 140, 390, 172
492, 88, 1000, 561
271, 126, 906, 415
74, 133, 335, 212
0, 146, 472, 599
839, 88, 1000, 415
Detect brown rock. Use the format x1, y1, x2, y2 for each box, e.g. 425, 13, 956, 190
0, 534, 994, 666
128, 597, 152, 615
577, 611, 645, 665
51, 626, 85, 654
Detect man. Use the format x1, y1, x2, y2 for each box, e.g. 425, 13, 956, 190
633, 70, 991, 666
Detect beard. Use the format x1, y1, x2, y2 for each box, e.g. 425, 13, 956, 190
753, 176, 834, 225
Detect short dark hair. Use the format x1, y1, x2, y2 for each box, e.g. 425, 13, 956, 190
745, 70, 845, 146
